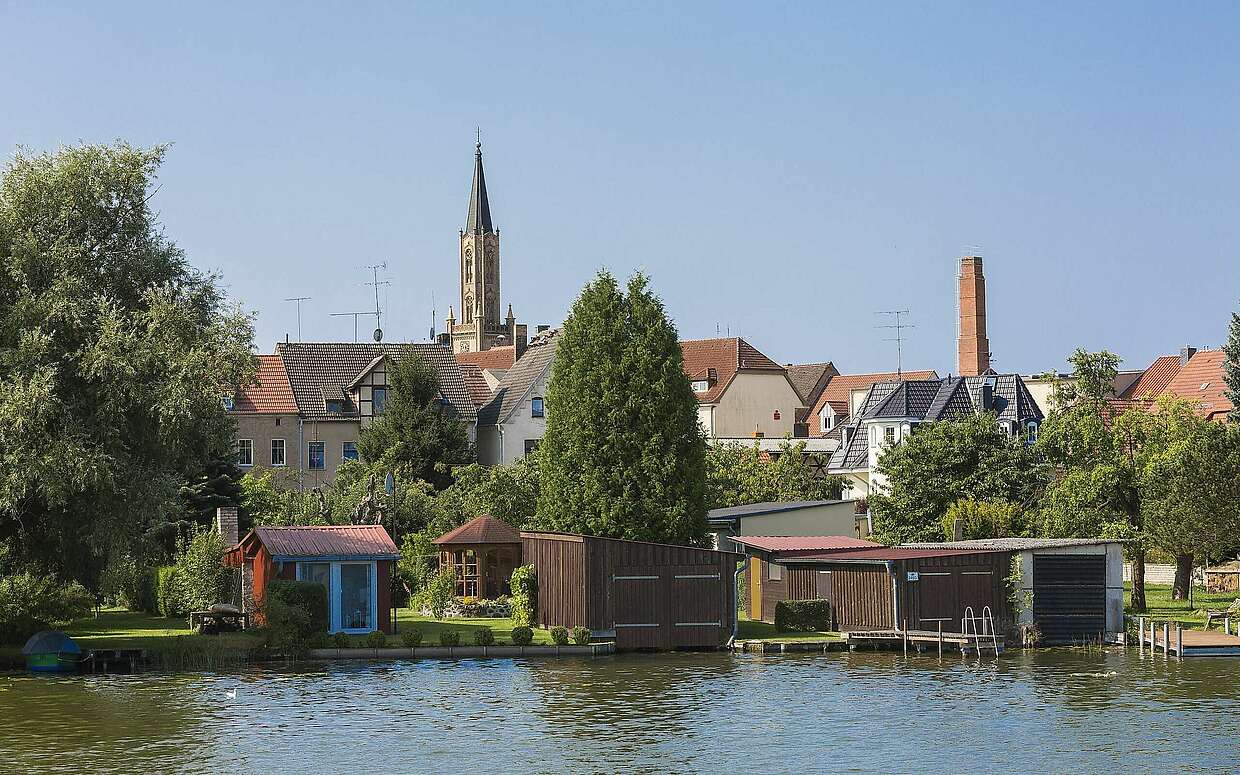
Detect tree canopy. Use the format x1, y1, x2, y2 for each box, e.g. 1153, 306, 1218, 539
705, 441, 842, 510
1225, 299, 1240, 422
0, 143, 254, 584
536, 272, 707, 545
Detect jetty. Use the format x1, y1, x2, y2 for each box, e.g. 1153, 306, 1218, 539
1136, 616, 1240, 658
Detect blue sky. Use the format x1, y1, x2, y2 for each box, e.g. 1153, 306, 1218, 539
4, 2, 1238, 375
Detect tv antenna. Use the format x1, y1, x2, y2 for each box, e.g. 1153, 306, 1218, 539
363, 263, 392, 341
284, 297, 311, 342
430, 291, 437, 341
876, 309, 915, 377
330, 311, 379, 343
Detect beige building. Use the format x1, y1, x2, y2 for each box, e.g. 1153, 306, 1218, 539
706, 500, 867, 553
476, 330, 559, 465
229, 355, 302, 488
681, 337, 804, 439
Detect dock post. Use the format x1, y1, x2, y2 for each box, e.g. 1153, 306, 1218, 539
1137, 617, 1144, 655
937, 621, 943, 658
902, 619, 908, 656
1226, 616, 1232, 637
1162, 622, 1170, 658
1176, 625, 1183, 660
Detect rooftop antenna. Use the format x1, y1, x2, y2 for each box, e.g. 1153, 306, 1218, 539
430, 291, 437, 341
284, 297, 311, 342
363, 262, 392, 341
330, 311, 379, 343
876, 309, 915, 377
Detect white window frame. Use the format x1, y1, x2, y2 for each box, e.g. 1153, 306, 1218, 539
766, 561, 783, 581
270, 439, 286, 467
691, 380, 709, 392
237, 439, 254, 467
308, 441, 326, 470
883, 425, 896, 446
531, 396, 545, 418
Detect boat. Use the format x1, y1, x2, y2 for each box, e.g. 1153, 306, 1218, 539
22, 630, 82, 673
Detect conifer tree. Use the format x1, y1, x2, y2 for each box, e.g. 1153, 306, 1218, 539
1224, 300, 1240, 422
536, 272, 707, 545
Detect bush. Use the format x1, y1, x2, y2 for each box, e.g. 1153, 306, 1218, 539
438, 629, 460, 647
509, 565, 537, 626
263, 580, 329, 657
178, 529, 230, 612
0, 573, 94, 644
100, 548, 154, 612
941, 498, 1027, 541
510, 625, 533, 646
774, 599, 833, 632
155, 566, 188, 618
265, 580, 329, 634
330, 632, 352, 649
549, 626, 570, 646
401, 628, 423, 648
364, 631, 387, 648
571, 626, 591, 645
424, 566, 456, 619
473, 626, 495, 646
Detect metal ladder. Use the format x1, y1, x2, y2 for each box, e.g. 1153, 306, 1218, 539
962, 606, 1001, 655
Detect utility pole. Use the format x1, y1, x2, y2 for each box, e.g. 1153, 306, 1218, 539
284, 297, 311, 342
363, 263, 392, 341
876, 310, 915, 377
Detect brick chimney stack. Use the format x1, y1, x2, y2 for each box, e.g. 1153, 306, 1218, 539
957, 255, 990, 377
215, 506, 239, 547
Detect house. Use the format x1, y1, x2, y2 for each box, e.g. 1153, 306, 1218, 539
784, 361, 838, 435
520, 531, 743, 650
228, 355, 301, 485
1162, 348, 1232, 421
271, 342, 476, 486
706, 500, 867, 552
681, 337, 805, 439
475, 329, 559, 465
223, 525, 401, 634
737, 535, 1125, 644
806, 369, 938, 438
433, 515, 522, 598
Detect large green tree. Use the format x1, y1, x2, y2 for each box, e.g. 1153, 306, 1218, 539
1224, 299, 1240, 422
536, 272, 707, 545
0, 143, 254, 584
705, 440, 842, 510
868, 413, 1046, 543
356, 352, 474, 489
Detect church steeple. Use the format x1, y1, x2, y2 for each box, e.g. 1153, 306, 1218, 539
465, 137, 494, 235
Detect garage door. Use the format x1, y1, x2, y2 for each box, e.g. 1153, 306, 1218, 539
612, 565, 725, 649
1033, 555, 1105, 644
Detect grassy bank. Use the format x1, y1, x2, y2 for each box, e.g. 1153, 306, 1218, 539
736, 617, 840, 642
1126, 583, 1236, 627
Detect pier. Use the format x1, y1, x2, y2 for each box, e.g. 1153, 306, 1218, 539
1135, 616, 1240, 658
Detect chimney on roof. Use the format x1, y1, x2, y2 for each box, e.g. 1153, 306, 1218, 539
215, 506, 239, 548
957, 256, 990, 377
1180, 345, 1197, 366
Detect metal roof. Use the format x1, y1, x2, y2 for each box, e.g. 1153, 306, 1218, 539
731, 535, 882, 552
903, 538, 1122, 551
707, 500, 850, 523
247, 525, 400, 559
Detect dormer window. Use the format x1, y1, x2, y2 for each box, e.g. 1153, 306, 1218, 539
326, 399, 344, 413
692, 380, 710, 392
222, 396, 235, 411
883, 426, 896, 446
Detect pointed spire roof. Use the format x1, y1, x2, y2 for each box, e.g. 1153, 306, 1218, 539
465, 139, 494, 235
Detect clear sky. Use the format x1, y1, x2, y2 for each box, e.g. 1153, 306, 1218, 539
4, 2, 1238, 375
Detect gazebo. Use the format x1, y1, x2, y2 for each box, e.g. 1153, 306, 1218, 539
433, 515, 522, 599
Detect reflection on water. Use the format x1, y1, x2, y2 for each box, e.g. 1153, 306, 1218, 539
1, 649, 1237, 774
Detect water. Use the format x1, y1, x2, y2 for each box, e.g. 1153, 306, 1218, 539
1, 649, 1237, 774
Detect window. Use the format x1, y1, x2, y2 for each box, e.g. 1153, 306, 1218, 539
297, 562, 330, 595
271, 439, 286, 467
454, 550, 479, 597
1026, 422, 1039, 443
691, 380, 709, 392
342, 441, 358, 462
326, 399, 344, 413
869, 426, 878, 447
883, 426, 896, 446
524, 438, 540, 455
340, 563, 373, 630
530, 396, 544, 418
222, 396, 235, 411
766, 561, 783, 581
308, 441, 325, 470
237, 439, 253, 467
372, 388, 388, 415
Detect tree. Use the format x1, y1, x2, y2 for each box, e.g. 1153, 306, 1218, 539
536, 272, 707, 545
941, 498, 1028, 541
1225, 299, 1240, 422
178, 456, 245, 533
357, 353, 474, 490
437, 457, 540, 529
869, 413, 1045, 543
705, 441, 842, 510
0, 143, 254, 585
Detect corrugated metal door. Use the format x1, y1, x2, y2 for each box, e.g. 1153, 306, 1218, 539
1033, 555, 1105, 644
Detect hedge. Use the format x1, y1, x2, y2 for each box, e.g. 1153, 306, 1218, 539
265, 580, 329, 634
773, 599, 833, 632
155, 566, 188, 618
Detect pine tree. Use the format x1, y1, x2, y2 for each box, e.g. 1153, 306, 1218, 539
1224, 300, 1240, 422
536, 272, 707, 545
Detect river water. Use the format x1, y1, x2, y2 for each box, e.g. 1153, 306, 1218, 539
1, 649, 1236, 774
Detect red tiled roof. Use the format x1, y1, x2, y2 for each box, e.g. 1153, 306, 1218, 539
732, 535, 881, 552
1165, 349, 1233, 421
248, 525, 399, 558
456, 346, 517, 370
434, 515, 521, 545
789, 546, 1007, 561
1120, 355, 1182, 400
680, 337, 784, 404
807, 370, 938, 435
232, 355, 298, 414
459, 363, 494, 408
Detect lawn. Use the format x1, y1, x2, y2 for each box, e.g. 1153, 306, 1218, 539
1127, 583, 1238, 628
391, 609, 553, 646
736, 616, 840, 642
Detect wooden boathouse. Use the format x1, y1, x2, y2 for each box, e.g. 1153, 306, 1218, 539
520, 531, 744, 650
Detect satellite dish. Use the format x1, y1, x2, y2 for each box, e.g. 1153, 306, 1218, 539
373, 328, 383, 342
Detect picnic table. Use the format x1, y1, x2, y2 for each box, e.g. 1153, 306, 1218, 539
189, 609, 249, 634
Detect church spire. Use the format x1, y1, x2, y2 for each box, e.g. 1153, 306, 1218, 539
465, 133, 494, 235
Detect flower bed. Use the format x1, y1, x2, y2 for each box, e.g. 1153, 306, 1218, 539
422, 596, 510, 619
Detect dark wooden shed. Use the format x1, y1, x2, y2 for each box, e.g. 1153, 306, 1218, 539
520, 531, 744, 650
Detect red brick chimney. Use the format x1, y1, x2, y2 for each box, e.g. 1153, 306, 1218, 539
957, 256, 990, 377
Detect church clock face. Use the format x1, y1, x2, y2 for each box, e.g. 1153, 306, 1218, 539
464, 246, 472, 259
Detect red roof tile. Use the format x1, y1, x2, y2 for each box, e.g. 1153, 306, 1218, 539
1165, 349, 1233, 421
732, 535, 881, 552
434, 515, 521, 545
1120, 355, 1182, 400
807, 370, 938, 435
680, 337, 784, 404
459, 363, 494, 408
248, 525, 399, 558
456, 347, 517, 370
232, 355, 298, 414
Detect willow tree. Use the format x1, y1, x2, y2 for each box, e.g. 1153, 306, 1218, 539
536, 272, 707, 545
0, 143, 255, 584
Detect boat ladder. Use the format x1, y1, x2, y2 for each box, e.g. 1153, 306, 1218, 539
961, 606, 1001, 655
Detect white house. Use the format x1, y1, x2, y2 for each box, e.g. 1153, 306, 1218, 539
475, 330, 558, 465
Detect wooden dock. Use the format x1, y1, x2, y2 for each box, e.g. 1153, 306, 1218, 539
844, 628, 1004, 656
1135, 617, 1240, 658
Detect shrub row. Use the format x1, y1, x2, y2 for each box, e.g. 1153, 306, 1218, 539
773, 599, 833, 632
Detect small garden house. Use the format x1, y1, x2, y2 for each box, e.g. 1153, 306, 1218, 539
433, 515, 521, 598
224, 525, 400, 634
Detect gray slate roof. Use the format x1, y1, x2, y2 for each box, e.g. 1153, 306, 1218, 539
477, 332, 559, 426
903, 538, 1121, 551
277, 342, 476, 422
465, 142, 494, 234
